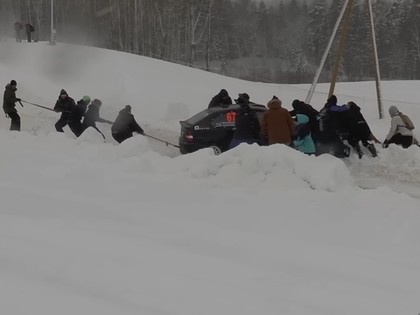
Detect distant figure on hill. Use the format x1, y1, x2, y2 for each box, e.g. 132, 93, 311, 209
14, 22, 23, 42
53, 89, 76, 133
111, 105, 145, 143
3, 80, 22, 131
208, 89, 232, 108
25, 23, 34, 42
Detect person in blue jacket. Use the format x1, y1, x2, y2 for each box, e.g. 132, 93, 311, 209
293, 114, 316, 155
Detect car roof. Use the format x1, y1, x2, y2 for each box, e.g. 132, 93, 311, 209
181, 103, 267, 126
208, 103, 267, 113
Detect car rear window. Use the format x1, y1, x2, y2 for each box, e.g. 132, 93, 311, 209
185, 109, 210, 125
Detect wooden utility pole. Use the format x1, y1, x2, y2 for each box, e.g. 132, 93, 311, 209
305, 0, 350, 104
306, 0, 384, 119
328, 0, 354, 98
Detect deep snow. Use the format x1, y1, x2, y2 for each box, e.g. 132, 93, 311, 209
1, 41, 420, 315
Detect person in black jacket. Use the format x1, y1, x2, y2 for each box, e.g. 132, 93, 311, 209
229, 93, 260, 149
3, 80, 22, 131
289, 99, 320, 142
82, 99, 112, 135
208, 89, 232, 108
25, 23, 34, 42
317, 95, 350, 157
345, 101, 380, 158
68, 95, 90, 137
54, 89, 76, 132
111, 105, 145, 143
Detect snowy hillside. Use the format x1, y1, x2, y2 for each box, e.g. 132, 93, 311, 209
1, 41, 420, 315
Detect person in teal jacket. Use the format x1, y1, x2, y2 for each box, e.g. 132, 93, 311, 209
293, 114, 316, 155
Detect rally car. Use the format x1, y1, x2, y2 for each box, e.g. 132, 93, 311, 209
179, 103, 267, 155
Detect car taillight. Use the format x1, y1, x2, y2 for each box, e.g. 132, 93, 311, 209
185, 131, 194, 143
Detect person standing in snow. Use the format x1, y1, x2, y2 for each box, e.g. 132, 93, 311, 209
111, 105, 145, 143
3, 80, 22, 131
82, 99, 113, 135
68, 95, 90, 137
382, 106, 414, 149
14, 22, 23, 42
208, 89, 232, 108
25, 23, 34, 43
261, 96, 295, 146
229, 93, 260, 149
53, 89, 76, 133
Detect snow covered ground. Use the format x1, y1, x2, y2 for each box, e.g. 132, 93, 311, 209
1, 41, 420, 315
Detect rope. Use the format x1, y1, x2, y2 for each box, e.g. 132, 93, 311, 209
21, 100, 55, 111
144, 133, 179, 148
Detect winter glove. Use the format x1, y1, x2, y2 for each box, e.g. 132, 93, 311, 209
15, 98, 21, 102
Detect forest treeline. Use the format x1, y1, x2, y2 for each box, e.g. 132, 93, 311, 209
1, 0, 420, 83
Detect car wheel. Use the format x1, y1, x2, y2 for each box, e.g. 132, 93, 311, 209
209, 144, 223, 155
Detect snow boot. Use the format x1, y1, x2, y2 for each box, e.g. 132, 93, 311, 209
353, 143, 363, 159
367, 143, 377, 157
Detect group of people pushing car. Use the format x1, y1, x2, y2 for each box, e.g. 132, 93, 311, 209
209, 89, 418, 158
3, 80, 144, 143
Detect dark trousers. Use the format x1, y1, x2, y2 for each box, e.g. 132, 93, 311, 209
112, 132, 133, 144
82, 124, 106, 140
68, 121, 84, 137
15, 31, 21, 42
26, 32, 32, 42
7, 112, 21, 131
55, 112, 70, 132
388, 134, 413, 148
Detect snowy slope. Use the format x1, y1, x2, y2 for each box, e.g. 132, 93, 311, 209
1, 41, 420, 315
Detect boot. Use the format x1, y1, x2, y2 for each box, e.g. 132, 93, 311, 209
353, 143, 363, 159
367, 143, 377, 158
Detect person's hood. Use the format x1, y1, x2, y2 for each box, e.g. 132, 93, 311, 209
388, 105, 400, 117
5, 84, 17, 91
296, 114, 309, 124
325, 95, 337, 107
350, 102, 361, 112
119, 107, 132, 115
292, 99, 304, 110
267, 98, 282, 109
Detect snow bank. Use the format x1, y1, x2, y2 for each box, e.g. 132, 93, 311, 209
174, 143, 354, 192
0, 130, 354, 193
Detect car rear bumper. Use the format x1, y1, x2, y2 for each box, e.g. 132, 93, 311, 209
178, 139, 204, 154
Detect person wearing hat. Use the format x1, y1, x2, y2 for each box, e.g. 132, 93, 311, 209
261, 96, 295, 146
229, 93, 260, 149
208, 89, 232, 108
234, 93, 251, 105
53, 89, 76, 132
82, 98, 113, 135
111, 105, 145, 143
3, 80, 22, 131
68, 95, 91, 137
